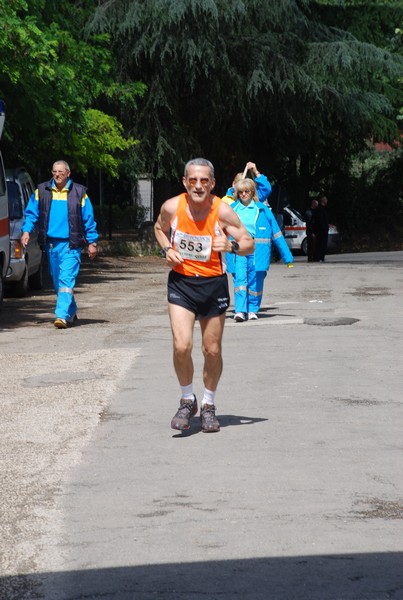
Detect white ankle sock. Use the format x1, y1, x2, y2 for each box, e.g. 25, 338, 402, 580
180, 384, 194, 401
202, 388, 216, 406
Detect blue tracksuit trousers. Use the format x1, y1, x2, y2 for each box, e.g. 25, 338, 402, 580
46, 240, 81, 320
255, 270, 268, 311
233, 254, 260, 314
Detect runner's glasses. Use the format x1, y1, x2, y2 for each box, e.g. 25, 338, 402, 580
187, 177, 210, 186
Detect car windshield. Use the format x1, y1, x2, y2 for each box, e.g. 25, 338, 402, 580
291, 207, 304, 221
7, 181, 23, 219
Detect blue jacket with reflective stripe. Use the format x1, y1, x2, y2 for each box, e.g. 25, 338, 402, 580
254, 201, 293, 270
228, 200, 293, 272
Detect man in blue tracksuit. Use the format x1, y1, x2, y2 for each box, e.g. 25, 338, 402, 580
21, 160, 98, 329
228, 178, 293, 321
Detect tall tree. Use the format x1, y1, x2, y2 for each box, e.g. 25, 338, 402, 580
88, 0, 403, 204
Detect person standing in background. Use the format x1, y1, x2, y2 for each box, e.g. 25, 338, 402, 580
305, 198, 318, 262
312, 195, 329, 262
21, 160, 98, 328
222, 161, 272, 276
228, 178, 293, 322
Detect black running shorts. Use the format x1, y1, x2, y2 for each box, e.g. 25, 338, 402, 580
167, 270, 230, 319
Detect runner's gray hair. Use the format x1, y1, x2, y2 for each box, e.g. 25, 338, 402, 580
184, 158, 214, 178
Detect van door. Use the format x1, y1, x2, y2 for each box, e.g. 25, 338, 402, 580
283, 207, 307, 255
0, 102, 10, 309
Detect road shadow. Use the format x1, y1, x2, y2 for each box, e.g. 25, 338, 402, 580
2, 552, 402, 599
76, 255, 166, 286
0, 287, 55, 329
0, 255, 164, 330
172, 414, 268, 438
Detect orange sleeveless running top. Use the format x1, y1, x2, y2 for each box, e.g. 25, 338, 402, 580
170, 193, 225, 277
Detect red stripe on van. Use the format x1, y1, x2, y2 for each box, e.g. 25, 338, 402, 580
0, 216, 9, 236
284, 226, 306, 231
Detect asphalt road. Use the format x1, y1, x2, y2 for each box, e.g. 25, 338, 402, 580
0, 251, 402, 600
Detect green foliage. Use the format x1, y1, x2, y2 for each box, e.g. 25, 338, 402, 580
70, 109, 138, 177
0, 0, 58, 85
322, 144, 403, 251
308, 0, 403, 245
0, 0, 145, 178
1, 0, 402, 246
88, 0, 403, 206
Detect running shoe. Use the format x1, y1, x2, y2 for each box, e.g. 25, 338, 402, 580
234, 312, 246, 322
54, 318, 68, 329
171, 397, 198, 430
200, 404, 220, 433
248, 312, 258, 320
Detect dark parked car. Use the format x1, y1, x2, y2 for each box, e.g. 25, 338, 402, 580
6, 168, 43, 296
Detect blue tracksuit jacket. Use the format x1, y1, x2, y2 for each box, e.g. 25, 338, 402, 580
228, 200, 293, 273
228, 200, 293, 314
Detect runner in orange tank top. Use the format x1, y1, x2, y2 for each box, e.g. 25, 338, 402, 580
154, 158, 254, 433
170, 192, 225, 277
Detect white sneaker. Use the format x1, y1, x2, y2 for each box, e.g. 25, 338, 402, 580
248, 312, 258, 320
234, 312, 246, 322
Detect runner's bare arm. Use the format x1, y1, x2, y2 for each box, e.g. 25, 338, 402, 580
154, 197, 184, 265
214, 202, 255, 256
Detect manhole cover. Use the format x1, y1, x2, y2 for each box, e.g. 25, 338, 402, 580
304, 317, 359, 326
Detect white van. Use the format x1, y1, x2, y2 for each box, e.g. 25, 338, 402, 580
0, 101, 10, 309
6, 168, 43, 296
282, 206, 309, 255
